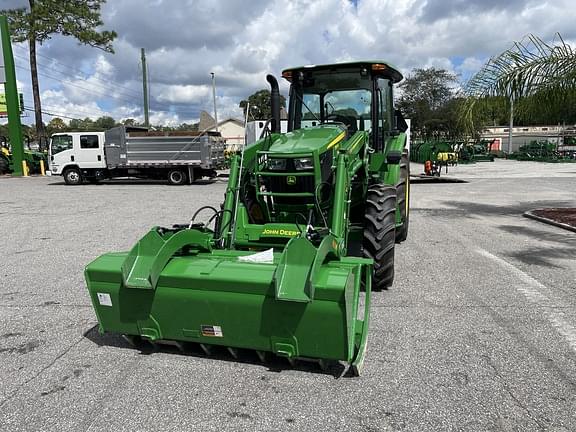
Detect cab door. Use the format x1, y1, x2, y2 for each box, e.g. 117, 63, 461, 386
49, 134, 74, 172
75, 134, 106, 169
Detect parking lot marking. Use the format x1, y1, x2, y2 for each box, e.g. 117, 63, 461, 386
477, 249, 576, 354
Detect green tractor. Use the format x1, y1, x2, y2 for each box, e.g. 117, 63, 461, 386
0, 137, 48, 175
85, 61, 410, 374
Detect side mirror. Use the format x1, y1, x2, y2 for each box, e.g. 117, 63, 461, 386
394, 109, 408, 133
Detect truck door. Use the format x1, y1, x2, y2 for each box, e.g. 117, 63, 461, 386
75, 134, 106, 169
49, 134, 74, 173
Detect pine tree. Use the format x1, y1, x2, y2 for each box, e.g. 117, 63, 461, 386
2, 0, 116, 148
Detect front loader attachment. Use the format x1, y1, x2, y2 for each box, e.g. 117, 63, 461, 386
85, 227, 372, 374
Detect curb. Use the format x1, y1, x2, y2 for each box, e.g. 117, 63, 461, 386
523, 210, 576, 234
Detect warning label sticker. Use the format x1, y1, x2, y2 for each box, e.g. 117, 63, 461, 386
201, 325, 223, 337
97, 292, 112, 307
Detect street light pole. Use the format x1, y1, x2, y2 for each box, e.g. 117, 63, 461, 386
141, 48, 149, 127
508, 96, 514, 154
211, 72, 219, 134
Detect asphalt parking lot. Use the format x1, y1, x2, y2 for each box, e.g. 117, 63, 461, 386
1, 159, 575, 431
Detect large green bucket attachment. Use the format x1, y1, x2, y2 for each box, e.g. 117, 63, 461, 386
85, 227, 372, 375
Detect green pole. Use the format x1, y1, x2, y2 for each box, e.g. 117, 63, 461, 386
0, 15, 24, 176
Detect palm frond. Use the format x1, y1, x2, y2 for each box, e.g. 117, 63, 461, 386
460, 33, 576, 133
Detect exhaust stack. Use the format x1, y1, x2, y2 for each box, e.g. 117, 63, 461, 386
266, 74, 280, 133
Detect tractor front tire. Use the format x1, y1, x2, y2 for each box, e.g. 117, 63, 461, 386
395, 150, 410, 243
363, 183, 397, 290
63, 168, 83, 185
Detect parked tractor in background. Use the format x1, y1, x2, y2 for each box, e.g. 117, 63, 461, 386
85, 61, 410, 375
509, 140, 576, 162
459, 140, 495, 163
0, 137, 47, 175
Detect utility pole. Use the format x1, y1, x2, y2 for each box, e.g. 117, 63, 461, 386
508, 96, 514, 154
141, 48, 149, 127
211, 72, 219, 133
0, 15, 24, 176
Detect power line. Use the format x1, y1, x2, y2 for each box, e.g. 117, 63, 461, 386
14, 56, 204, 118
19, 91, 108, 118
13, 53, 143, 101
15, 64, 143, 106
24, 106, 89, 121
16, 67, 202, 116
12, 47, 205, 113
14, 45, 210, 115
12, 45, 143, 98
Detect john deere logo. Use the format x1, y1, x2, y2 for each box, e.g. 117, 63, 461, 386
286, 175, 296, 185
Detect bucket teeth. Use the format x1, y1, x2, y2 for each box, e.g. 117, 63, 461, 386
121, 337, 343, 373
148, 340, 160, 350
156, 339, 186, 352
200, 343, 213, 356
122, 334, 138, 347
255, 350, 267, 363
227, 347, 239, 359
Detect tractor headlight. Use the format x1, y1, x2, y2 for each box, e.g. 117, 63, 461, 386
294, 157, 314, 171
266, 158, 287, 171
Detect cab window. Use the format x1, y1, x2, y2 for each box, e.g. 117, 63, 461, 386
80, 135, 99, 149
50, 135, 73, 155
301, 93, 321, 128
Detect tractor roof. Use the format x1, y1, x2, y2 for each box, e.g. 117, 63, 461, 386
282, 60, 403, 83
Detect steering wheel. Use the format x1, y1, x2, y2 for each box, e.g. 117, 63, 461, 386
325, 114, 358, 133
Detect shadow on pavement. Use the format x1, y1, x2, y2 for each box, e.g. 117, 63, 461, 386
504, 246, 576, 268
83, 324, 346, 378
498, 225, 576, 244
441, 200, 576, 217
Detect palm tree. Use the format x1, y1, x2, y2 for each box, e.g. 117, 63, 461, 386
461, 33, 576, 140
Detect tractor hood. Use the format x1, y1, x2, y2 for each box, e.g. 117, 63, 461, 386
268, 125, 346, 154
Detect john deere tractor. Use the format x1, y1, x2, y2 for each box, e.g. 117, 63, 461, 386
85, 61, 410, 374
0, 137, 48, 175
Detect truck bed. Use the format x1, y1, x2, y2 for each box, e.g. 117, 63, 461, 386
104, 126, 226, 169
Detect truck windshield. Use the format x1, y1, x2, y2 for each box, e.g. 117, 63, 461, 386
50, 135, 73, 155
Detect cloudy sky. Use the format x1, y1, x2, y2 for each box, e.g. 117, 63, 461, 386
2, 0, 575, 126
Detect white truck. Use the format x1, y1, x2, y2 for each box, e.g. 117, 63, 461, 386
49, 126, 226, 185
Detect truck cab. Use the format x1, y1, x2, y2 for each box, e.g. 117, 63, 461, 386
49, 132, 106, 184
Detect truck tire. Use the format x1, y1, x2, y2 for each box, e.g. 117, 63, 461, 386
363, 183, 396, 290
395, 150, 410, 243
168, 169, 187, 185
63, 168, 83, 185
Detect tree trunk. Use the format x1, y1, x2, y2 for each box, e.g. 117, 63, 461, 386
29, 35, 45, 150
27, 0, 45, 150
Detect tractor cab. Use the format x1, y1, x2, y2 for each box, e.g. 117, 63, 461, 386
282, 61, 404, 149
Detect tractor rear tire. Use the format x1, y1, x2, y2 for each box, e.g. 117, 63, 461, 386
0, 156, 9, 174
395, 150, 410, 243
168, 169, 187, 186
363, 183, 396, 290
63, 168, 83, 185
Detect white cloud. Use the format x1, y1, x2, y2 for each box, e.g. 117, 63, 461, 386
156, 85, 211, 104
9, 0, 575, 126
